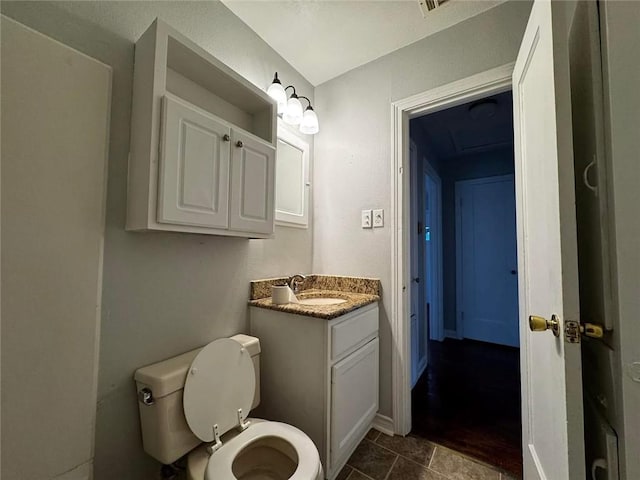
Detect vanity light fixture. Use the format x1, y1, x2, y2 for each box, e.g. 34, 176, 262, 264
298, 96, 319, 135
266, 72, 319, 135
283, 86, 304, 126
266, 72, 287, 114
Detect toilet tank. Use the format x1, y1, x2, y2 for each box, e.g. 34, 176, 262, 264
134, 334, 261, 465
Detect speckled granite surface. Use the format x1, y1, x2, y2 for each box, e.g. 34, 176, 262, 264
249, 289, 378, 320
250, 274, 381, 300
249, 275, 381, 320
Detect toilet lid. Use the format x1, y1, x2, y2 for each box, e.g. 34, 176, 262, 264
183, 338, 255, 442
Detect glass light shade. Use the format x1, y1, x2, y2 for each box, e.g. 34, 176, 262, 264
283, 96, 303, 126
266, 82, 287, 114
299, 107, 319, 135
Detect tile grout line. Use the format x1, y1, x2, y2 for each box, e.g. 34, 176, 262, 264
429, 445, 504, 480
348, 466, 376, 480
428, 445, 437, 469
381, 454, 399, 480
371, 438, 432, 467
429, 439, 506, 469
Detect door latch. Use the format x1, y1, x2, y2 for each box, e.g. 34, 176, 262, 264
564, 320, 604, 344
530, 315, 605, 343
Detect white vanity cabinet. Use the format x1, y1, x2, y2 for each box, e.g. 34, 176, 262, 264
127, 19, 276, 237
250, 302, 379, 479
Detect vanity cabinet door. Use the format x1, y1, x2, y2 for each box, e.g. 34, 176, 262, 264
330, 338, 379, 468
158, 95, 230, 228
229, 130, 275, 234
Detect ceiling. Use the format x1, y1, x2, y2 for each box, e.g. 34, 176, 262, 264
413, 91, 514, 160
221, 0, 506, 86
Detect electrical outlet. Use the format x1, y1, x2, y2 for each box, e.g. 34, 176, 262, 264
373, 209, 384, 227
361, 209, 372, 229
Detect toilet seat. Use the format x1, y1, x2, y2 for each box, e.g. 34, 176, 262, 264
204, 420, 321, 480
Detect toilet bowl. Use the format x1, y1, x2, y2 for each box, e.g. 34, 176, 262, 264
187, 419, 323, 480
134, 335, 323, 480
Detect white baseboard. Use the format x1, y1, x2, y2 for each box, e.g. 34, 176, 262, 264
444, 329, 460, 339
372, 413, 395, 437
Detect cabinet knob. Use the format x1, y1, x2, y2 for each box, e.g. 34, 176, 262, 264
236, 140, 243, 148
223, 134, 230, 142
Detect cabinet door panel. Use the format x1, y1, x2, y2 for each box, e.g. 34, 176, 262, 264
158, 95, 230, 228
331, 338, 379, 468
229, 130, 275, 234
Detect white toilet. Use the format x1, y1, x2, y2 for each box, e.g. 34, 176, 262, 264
134, 334, 324, 480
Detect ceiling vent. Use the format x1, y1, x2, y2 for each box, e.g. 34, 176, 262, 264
418, 0, 448, 17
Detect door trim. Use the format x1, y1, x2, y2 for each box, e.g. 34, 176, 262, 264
424, 162, 444, 342
390, 62, 514, 435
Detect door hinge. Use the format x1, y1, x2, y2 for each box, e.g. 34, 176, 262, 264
564, 320, 605, 344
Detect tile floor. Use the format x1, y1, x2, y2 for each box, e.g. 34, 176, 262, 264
336, 429, 518, 480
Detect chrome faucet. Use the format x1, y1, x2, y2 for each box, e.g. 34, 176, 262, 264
287, 274, 306, 294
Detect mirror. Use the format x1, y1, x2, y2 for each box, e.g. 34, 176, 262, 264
275, 124, 309, 228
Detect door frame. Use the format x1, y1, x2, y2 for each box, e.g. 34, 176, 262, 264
454, 174, 517, 346
424, 162, 444, 342
390, 62, 514, 435
409, 139, 423, 387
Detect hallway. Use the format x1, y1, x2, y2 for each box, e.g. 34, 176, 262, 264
337, 339, 522, 479
411, 339, 522, 477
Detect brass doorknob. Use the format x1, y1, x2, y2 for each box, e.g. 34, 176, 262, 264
529, 314, 560, 337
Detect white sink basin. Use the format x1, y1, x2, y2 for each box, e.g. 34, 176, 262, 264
297, 297, 347, 306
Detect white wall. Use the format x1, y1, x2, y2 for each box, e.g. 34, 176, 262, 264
0, 2, 315, 478
312, 0, 532, 417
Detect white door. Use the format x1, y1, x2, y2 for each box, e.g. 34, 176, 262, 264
158, 94, 230, 228
513, 1, 585, 479
2, 16, 110, 479
229, 130, 275, 234
456, 175, 519, 347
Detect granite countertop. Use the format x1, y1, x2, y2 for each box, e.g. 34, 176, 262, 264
248, 275, 380, 320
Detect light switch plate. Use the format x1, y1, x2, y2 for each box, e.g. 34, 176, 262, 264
361, 209, 372, 229
373, 209, 384, 227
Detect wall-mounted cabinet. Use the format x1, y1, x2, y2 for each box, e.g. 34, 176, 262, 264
275, 123, 310, 228
127, 19, 276, 237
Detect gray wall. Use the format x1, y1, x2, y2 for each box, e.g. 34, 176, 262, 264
312, 0, 532, 417
0, 2, 315, 478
